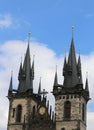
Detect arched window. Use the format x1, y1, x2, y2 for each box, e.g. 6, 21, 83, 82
64, 101, 71, 119
82, 104, 85, 121
32, 105, 35, 119
16, 105, 22, 122
61, 128, 65, 130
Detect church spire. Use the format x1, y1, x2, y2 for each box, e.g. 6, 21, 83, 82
31, 55, 35, 80
63, 55, 67, 76
85, 73, 89, 92
63, 27, 80, 88
77, 55, 83, 84
54, 65, 58, 86
8, 71, 13, 95
53, 66, 58, 92
18, 57, 23, 80
18, 33, 34, 93
85, 73, 90, 101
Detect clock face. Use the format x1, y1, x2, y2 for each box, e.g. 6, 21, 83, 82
39, 107, 46, 115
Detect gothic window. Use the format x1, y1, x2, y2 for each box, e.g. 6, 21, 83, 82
32, 105, 35, 119
16, 105, 22, 122
63, 96, 65, 99
82, 104, 85, 121
64, 101, 71, 119
71, 95, 73, 98
61, 128, 65, 130
66, 95, 69, 99
12, 108, 15, 117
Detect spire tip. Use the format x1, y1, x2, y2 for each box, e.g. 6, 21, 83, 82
72, 25, 74, 38
28, 32, 31, 44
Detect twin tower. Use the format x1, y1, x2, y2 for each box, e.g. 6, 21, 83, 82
7, 34, 90, 130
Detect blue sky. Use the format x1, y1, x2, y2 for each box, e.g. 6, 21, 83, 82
0, 0, 94, 130
0, 0, 94, 55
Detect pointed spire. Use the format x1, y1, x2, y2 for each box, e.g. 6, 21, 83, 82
38, 77, 41, 95
23, 43, 31, 71
8, 71, 13, 95
54, 65, 58, 86
63, 56, 67, 76
68, 37, 76, 66
18, 33, 34, 93
85, 73, 89, 92
68, 26, 76, 66
63, 27, 81, 88
78, 55, 81, 68
31, 55, 35, 80
77, 55, 83, 84
22, 43, 32, 91
18, 57, 23, 80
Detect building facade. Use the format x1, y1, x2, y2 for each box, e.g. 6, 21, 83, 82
7, 35, 90, 130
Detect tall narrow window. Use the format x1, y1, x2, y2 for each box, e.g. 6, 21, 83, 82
64, 101, 71, 119
16, 105, 22, 122
12, 108, 15, 117
32, 106, 35, 119
82, 104, 85, 121
61, 128, 65, 130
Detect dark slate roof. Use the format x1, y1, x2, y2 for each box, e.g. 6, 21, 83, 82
18, 44, 34, 93
63, 37, 82, 88
77, 55, 83, 84
85, 77, 89, 92
8, 74, 13, 92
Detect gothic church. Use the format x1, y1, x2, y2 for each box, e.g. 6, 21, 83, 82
7, 34, 90, 130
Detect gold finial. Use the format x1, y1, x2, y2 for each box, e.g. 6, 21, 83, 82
28, 32, 31, 44
72, 25, 74, 37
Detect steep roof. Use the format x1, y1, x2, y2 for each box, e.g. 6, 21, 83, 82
63, 37, 82, 88
18, 43, 34, 93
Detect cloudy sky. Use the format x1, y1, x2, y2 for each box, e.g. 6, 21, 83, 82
0, 0, 94, 130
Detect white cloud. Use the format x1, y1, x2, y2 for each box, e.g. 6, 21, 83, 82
87, 112, 94, 130
0, 14, 12, 28
0, 40, 94, 130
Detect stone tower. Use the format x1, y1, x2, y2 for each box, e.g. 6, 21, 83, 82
53, 36, 90, 130
7, 36, 55, 130
7, 33, 90, 130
